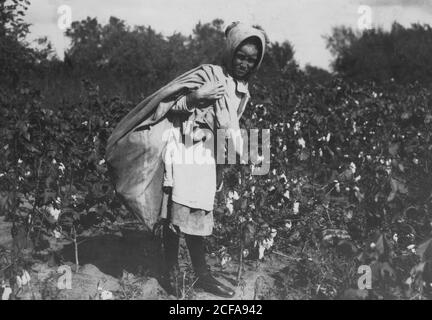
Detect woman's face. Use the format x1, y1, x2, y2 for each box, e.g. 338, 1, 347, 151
232, 42, 259, 80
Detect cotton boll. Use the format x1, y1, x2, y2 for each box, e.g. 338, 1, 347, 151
298, 138, 306, 149
47, 205, 61, 221
53, 229, 62, 239
100, 290, 113, 300
21, 271, 31, 285
232, 191, 240, 200
349, 162, 356, 174
258, 244, 265, 259
226, 202, 234, 215
1, 286, 12, 300
293, 202, 300, 215
16, 276, 22, 288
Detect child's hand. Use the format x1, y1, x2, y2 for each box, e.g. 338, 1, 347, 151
187, 81, 225, 107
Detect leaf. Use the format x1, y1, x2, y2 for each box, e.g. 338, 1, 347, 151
0, 191, 15, 214
337, 240, 358, 257
43, 189, 56, 204
375, 234, 390, 259
388, 143, 399, 156
416, 238, 432, 262
380, 262, 396, 281
387, 177, 408, 201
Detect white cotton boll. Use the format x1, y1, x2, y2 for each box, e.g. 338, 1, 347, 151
48, 205, 61, 221
58, 162, 66, 174
232, 191, 240, 201
298, 137, 306, 149
18, 158, 23, 164
251, 186, 255, 194
262, 237, 274, 249
335, 181, 340, 193
100, 290, 113, 300
283, 190, 290, 199
326, 133, 331, 142
282, 145, 287, 152
268, 185, 275, 192
21, 271, 31, 285
226, 202, 234, 215
98, 159, 105, 165
413, 158, 419, 165
258, 244, 265, 259
407, 244, 416, 253
16, 276, 23, 288
270, 228, 277, 238
393, 234, 398, 243
319, 148, 323, 157
285, 220, 292, 230
293, 202, 300, 215
52, 159, 57, 165
272, 169, 277, 175
279, 173, 287, 183
349, 162, 356, 174
354, 175, 361, 182
53, 229, 62, 239
1, 287, 12, 300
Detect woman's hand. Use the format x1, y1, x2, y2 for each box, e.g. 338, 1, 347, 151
186, 81, 225, 107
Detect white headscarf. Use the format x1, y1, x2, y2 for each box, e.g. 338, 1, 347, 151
222, 22, 268, 79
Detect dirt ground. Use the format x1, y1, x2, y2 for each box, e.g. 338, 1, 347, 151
0, 218, 294, 300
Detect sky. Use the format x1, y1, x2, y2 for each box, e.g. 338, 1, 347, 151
23, 0, 432, 70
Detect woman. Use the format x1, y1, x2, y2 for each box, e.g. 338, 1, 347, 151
106, 22, 267, 298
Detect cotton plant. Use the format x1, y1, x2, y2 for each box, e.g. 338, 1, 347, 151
98, 284, 114, 300
257, 228, 278, 260
16, 270, 31, 288
1, 286, 12, 300
225, 190, 240, 215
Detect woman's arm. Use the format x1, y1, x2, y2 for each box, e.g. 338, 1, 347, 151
169, 82, 226, 114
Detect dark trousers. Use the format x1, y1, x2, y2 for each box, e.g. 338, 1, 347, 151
163, 222, 208, 276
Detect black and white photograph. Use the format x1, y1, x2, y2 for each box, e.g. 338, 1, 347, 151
1, 0, 432, 305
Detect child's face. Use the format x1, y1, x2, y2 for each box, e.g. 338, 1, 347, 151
232, 43, 259, 80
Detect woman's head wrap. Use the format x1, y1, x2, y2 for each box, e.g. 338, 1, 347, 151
222, 22, 268, 79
